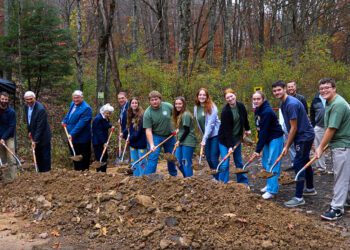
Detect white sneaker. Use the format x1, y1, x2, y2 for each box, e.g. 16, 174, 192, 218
260, 186, 267, 193
262, 192, 274, 200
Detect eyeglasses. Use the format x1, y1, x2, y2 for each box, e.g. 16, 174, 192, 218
319, 86, 333, 91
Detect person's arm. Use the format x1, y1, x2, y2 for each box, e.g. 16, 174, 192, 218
241, 103, 251, 135
145, 128, 154, 150
282, 119, 297, 156
179, 126, 190, 142
202, 105, 218, 144
315, 128, 336, 158
1, 110, 16, 140
62, 102, 73, 125
32, 108, 47, 143
69, 107, 92, 138
255, 112, 272, 154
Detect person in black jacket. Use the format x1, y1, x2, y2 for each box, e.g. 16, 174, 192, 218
24, 91, 52, 172
252, 91, 284, 199
217, 88, 251, 184
126, 97, 147, 176
310, 92, 327, 172
92, 103, 114, 172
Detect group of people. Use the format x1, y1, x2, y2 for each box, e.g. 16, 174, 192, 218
0, 77, 349, 221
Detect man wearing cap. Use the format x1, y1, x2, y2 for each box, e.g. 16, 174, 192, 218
143, 91, 177, 176
24, 91, 52, 172
62, 90, 92, 171
0, 92, 17, 182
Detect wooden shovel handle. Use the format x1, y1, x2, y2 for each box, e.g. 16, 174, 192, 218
62, 124, 76, 156
1, 141, 22, 166
100, 127, 115, 162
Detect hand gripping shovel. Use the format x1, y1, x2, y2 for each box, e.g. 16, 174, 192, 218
193, 145, 205, 171
91, 127, 115, 169
62, 124, 83, 161
117, 132, 178, 175
29, 135, 39, 173
232, 154, 257, 174
280, 145, 329, 185
207, 141, 241, 175
256, 152, 284, 179
0, 141, 23, 172
119, 134, 130, 166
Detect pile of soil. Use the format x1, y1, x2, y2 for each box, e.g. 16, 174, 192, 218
0, 168, 348, 249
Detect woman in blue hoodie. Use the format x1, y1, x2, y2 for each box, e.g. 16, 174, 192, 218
252, 91, 284, 199
126, 97, 147, 176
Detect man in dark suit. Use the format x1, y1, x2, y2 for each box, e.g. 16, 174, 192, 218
62, 90, 92, 171
24, 91, 52, 172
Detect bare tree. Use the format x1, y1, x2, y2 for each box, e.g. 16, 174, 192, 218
76, 0, 83, 90
177, 0, 191, 77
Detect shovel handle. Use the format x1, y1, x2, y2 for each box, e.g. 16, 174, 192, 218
269, 152, 284, 173
121, 134, 129, 162
295, 144, 329, 181
0, 141, 22, 166
131, 132, 177, 168
117, 121, 122, 158
172, 142, 179, 155
62, 124, 77, 156
243, 154, 257, 170
99, 127, 115, 162
215, 141, 241, 172
199, 145, 204, 164
28, 135, 38, 172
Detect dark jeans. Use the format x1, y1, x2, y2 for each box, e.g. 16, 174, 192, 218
293, 139, 314, 198
93, 144, 108, 172
70, 142, 91, 171
35, 142, 51, 172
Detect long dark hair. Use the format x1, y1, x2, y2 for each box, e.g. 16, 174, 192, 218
173, 96, 186, 129
127, 97, 144, 130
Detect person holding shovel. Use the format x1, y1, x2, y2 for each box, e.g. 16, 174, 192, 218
126, 97, 147, 176
194, 88, 220, 171
62, 90, 92, 171
272, 80, 315, 208
217, 88, 251, 184
143, 91, 177, 176
24, 91, 52, 172
315, 78, 350, 221
173, 97, 197, 178
92, 104, 114, 172
252, 91, 284, 199
0, 92, 17, 182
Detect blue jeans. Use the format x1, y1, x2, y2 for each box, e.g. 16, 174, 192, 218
175, 145, 194, 177
205, 136, 220, 169
293, 139, 314, 198
218, 143, 248, 184
144, 135, 177, 176
130, 147, 147, 176
262, 136, 284, 194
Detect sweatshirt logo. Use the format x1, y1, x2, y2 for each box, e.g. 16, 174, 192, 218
163, 111, 168, 116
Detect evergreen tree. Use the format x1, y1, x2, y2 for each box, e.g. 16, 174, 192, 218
0, 0, 73, 96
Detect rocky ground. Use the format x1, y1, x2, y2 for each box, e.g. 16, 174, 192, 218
0, 152, 349, 249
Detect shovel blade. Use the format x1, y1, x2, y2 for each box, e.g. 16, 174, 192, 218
90, 161, 104, 169
256, 170, 275, 179
232, 168, 249, 174
70, 155, 83, 162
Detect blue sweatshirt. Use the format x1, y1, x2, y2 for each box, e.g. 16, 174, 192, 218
0, 106, 16, 140
254, 101, 284, 153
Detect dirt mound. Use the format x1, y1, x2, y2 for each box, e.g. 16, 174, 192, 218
0, 168, 348, 249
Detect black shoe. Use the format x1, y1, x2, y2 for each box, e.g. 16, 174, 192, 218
321, 207, 343, 221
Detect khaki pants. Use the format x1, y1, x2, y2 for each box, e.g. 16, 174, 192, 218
314, 126, 326, 170
0, 138, 17, 183
330, 148, 350, 211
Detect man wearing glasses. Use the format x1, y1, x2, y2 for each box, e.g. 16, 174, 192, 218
315, 78, 350, 221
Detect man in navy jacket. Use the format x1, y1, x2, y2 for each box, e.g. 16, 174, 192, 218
24, 91, 52, 172
0, 91, 17, 182
62, 90, 92, 170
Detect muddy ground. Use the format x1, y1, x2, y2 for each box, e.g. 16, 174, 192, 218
0, 149, 349, 249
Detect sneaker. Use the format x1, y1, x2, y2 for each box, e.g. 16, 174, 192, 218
321, 207, 343, 221
284, 197, 305, 207
260, 186, 267, 193
262, 192, 274, 200
303, 188, 317, 196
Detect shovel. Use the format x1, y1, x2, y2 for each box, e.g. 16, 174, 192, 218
280, 145, 329, 185
91, 127, 115, 169
207, 141, 241, 175
62, 124, 83, 161
28, 135, 39, 173
193, 145, 205, 171
118, 132, 178, 174
114, 122, 123, 164
164, 142, 179, 163
120, 134, 130, 165
0, 141, 23, 172
232, 154, 257, 174
256, 152, 284, 179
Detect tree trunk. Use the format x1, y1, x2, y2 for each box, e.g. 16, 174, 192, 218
221, 0, 229, 74
76, 0, 84, 91
258, 0, 264, 57
177, 0, 191, 77
131, 0, 138, 53
3, 0, 12, 80
206, 0, 217, 66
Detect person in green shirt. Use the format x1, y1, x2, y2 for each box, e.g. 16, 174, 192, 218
173, 97, 197, 177
315, 78, 350, 221
143, 91, 177, 176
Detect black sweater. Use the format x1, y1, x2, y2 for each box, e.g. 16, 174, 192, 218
218, 102, 250, 148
